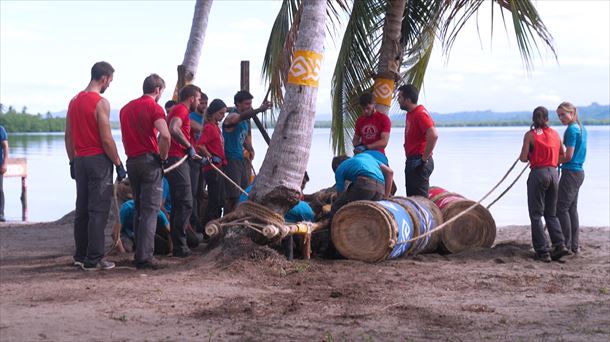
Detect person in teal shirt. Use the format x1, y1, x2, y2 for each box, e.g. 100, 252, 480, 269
556, 102, 587, 254
120, 200, 171, 255
222, 90, 271, 214
239, 180, 315, 223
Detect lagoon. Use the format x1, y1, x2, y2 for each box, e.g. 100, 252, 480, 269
3, 126, 609, 226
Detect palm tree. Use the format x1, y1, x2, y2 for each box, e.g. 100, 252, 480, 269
172, 0, 213, 100
249, 0, 328, 215
330, 0, 555, 154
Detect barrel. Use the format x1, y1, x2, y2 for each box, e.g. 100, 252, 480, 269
331, 197, 443, 262
428, 186, 496, 253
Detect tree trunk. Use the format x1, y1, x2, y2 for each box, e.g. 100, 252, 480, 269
173, 0, 213, 100
373, 0, 406, 114
249, 0, 327, 216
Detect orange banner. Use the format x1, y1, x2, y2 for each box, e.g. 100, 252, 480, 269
287, 50, 323, 87
373, 78, 395, 106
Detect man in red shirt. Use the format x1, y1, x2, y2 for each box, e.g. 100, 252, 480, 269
65, 61, 126, 271
397, 84, 438, 197
352, 91, 391, 161
120, 74, 171, 269
166, 84, 202, 258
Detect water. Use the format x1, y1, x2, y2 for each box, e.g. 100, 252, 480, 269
4, 126, 609, 226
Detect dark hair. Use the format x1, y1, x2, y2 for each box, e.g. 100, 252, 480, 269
179, 84, 202, 102
531, 106, 549, 130
164, 100, 177, 110
91, 61, 114, 81
206, 99, 227, 117
397, 84, 419, 104
201, 91, 208, 101
358, 92, 374, 106
332, 155, 350, 172
142, 74, 165, 94
234, 90, 253, 105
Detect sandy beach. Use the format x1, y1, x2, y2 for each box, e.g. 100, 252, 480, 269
1, 213, 609, 341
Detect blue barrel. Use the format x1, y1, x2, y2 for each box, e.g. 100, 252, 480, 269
377, 200, 414, 259
390, 197, 442, 254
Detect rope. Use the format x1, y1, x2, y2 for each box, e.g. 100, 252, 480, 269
395, 157, 522, 246
486, 163, 530, 209
105, 180, 123, 257
162, 155, 189, 174
207, 162, 249, 196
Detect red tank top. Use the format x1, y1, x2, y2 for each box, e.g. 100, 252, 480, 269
529, 127, 560, 168
67, 91, 104, 157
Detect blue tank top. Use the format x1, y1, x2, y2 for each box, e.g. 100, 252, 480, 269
222, 113, 249, 160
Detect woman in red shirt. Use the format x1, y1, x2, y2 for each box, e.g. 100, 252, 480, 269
196, 99, 227, 226
519, 106, 570, 263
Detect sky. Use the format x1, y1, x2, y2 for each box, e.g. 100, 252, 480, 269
1, 0, 609, 117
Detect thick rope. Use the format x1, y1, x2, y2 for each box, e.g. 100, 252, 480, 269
104, 180, 123, 257
396, 158, 522, 246
486, 163, 530, 209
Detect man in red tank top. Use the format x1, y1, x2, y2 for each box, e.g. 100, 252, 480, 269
397, 84, 438, 197
65, 61, 126, 271
119, 74, 171, 269
165, 84, 202, 258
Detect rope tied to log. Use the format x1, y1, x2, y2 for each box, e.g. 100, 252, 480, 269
395, 158, 529, 246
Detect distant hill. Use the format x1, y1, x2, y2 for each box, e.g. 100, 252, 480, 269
51, 109, 120, 122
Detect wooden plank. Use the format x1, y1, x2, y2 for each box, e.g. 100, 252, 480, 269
5, 158, 27, 177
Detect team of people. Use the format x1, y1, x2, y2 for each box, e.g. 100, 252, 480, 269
63, 61, 587, 269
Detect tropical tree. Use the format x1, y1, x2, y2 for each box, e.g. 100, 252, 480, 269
330, 0, 555, 154
249, 0, 328, 215
172, 0, 213, 100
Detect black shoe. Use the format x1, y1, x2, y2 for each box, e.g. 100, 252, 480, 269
136, 261, 165, 270
173, 249, 192, 258
81, 260, 115, 271
534, 252, 551, 263
551, 245, 570, 261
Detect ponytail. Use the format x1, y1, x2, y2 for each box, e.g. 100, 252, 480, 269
531, 106, 549, 130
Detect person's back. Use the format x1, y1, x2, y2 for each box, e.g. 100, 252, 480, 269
529, 127, 561, 168
561, 123, 587, 171
335, 153, 385, 192
120, 95, 166, 158
68, 91, 104, 156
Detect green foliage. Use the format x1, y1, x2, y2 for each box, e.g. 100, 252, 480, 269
0, 110, 65, 133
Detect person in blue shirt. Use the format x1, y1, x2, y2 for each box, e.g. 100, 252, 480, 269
0, 125, 8, 222
222, 90, 271, 214
239, 180, 315, 223
556, 102, 587, 254
120, 199, 171, 255
330, 153, 394, 218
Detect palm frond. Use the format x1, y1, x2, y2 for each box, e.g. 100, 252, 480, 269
330, 0, 386, 155
438, 0, 556, 70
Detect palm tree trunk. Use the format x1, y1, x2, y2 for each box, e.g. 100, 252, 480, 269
249, 0, 327, 215
173, 0, 213, 100
373, 0, 406, 114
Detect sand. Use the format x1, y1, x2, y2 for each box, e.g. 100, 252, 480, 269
1, 214, 609, 341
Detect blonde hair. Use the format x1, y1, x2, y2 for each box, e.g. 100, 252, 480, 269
557, 101, 581, 127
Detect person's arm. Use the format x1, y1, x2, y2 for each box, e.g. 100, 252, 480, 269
154, 118, 171, 160
352, 133, 361, 147
64, 113, 75, 161
560, 146, 574, 164
365, 132, 390, 150
422, 127, 438, 161
190, 118, 203, 136
96, 98, 121, 166
1, 139, 8, 175
519, 131, 532, 162
223, 101, 272, 127
169, 117, 191, 149
243, 130, 254, 160
380, 164, 394, 197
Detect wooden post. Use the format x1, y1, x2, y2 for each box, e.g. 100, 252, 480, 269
5, 158, 28, 221
240, 60, 271, 145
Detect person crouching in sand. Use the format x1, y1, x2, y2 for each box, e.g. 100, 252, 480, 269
519, 106, 570, 263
